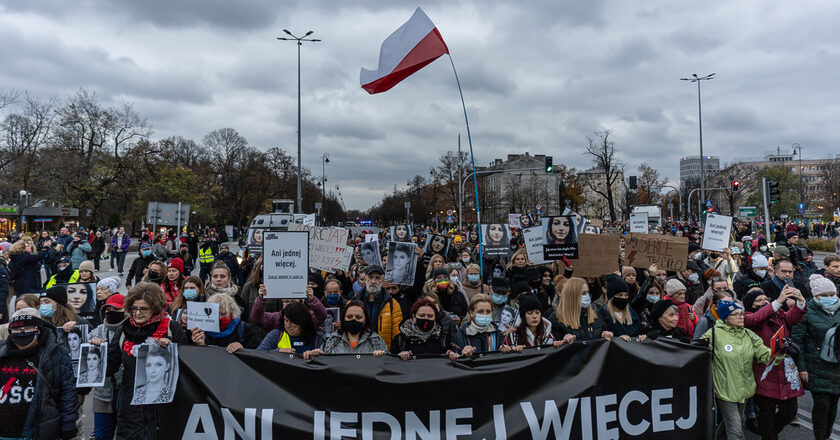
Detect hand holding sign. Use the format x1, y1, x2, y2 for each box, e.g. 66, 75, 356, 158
187, 301, 219, 333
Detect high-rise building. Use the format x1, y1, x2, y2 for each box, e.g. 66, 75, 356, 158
679, 155, 720, 183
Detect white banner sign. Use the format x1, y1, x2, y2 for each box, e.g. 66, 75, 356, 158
186, 301, 220, 333
365, 234, 378, 243
629, 212, 649, 234
508, 214, 521, 229
701, 213, 732, 252
522, 227, 549, 264
303, 214, 316, 226
291, 224, 350, 272
264, 230, 309, 299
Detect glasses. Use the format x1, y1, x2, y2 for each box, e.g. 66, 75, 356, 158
729, 312, 745, 317
129, 307, 151, 313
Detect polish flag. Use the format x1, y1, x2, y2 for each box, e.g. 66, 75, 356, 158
360, 8, 449, 94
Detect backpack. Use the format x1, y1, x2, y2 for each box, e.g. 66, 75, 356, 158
819, 322, 840, 363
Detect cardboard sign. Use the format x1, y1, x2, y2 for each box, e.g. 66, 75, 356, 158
264, 230, 309, 299
508, 214, 521, 229
338, 246, 354, 272
573, 234, 620, 278
701, 213, 732, 252
187, 301, 220, 332
629, 212, 648, 234
291, 224, 350, 272
625, 233, 689, 272
522, 227, 549, 264
303, 214, 316, 226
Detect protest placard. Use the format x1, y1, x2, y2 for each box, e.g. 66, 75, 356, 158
573, 234, 620, 278
541, 216, 579, 259
364, 233, 378, 242
291, 224, 350, 272
508, 213, 521, 229
701, 213, 732, 252
629, 212, 648, 234
338, 246, 354, 271
522, 227, 549, 264
303, 214, 316, 226
187, 301, 220, 332
264, 230, 309, 299
625, 233, 689, 272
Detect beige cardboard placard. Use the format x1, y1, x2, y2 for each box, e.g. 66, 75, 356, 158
624, 233, 689, 272
574, 234, 620, 278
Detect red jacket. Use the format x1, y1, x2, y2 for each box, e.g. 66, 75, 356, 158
745, 301, 807, 401
664, 295, 698, 337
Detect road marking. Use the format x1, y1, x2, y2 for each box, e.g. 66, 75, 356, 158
796, 409, 840, 437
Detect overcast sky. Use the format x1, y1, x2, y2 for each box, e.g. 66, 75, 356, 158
2, 1, 838, 210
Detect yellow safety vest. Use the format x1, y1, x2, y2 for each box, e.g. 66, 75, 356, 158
46, 270, 80, 288
276, 331, 292, 350
199, 247, 215, 264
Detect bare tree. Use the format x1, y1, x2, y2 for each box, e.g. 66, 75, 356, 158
584, 129, 624, 222
0, 89, 20, 112
636, 162, 667, 205
820, 157, 840, 212
707, 162, 760, 215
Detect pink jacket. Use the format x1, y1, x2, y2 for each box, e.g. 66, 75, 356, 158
745, 301, 807, 401
249, 295, 327, 331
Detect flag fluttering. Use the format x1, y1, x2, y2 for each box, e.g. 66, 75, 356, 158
360, 7, 449, 94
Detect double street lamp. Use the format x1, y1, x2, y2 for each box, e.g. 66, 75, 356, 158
680, 72, 715, 217
278, 30, 321, 213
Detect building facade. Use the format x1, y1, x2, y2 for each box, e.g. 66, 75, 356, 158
679, 155, 720, 183
478, 153, 564, 222
578, 167, 626, 221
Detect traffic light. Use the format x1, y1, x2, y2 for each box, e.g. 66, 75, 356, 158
628, 176, 637, 190
767, 180, 780, 203
545, 156, 553, 172
731, 180, 741, 192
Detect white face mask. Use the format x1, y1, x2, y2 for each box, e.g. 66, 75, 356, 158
754, 269, 767, 279
580, 293, 591, 308
692, 252, 703, 261
759, 246, 768, 252
688, 273, 700, 283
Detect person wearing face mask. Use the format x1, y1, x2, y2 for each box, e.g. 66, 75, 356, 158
259, 301, 326, 354
307, 300, 387, 357
677, 260, 706, 304
646, 299, 690, 343
169, 276, 206, 326
423, 267, 467, 323
755, 238, 771, 258
706, 248, 738, 288
461, 263, 491, 301
692, 277, 733, 317
391, 297, 458, 360
734, 252, 770, 298
489, 276, 511, 313
453, 294, 511, 357
125, 243, 155, 289
190, 293, 259, 354
0, 312, 79, 440
251, 276, 327, 335
692, 287, 736, 341
45, 257, 80, 288
688, 242, 710, 273
760, 258, 812, 305
39, 285, 90, 333
700, 300, 770, 440
741, 287, 806, 440
597, 275, 645, 342
791, 274, 840, 440
141, 260, 167, 288
662, 279, 699, 337
320, 279, 347, 310
87, 293, 126, 440
551, 278, 611, 341
631, 279, 662, 334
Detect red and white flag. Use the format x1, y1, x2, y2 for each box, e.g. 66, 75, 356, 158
360, 8, 449, 94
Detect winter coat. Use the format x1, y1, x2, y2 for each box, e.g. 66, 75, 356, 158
745, 300, 806, 401
323, 329, 387, 354
216, 251, 242, 284
110, 234, 130, 253
390, 319, 452, 355
198, 320, 260, 350
597, 304, 641, 337
107, 318, 187, 440
257, 329, 326, 353
700, 320, 771, 403
791, 298, 840, 394
692, 311, 717, 341
360, 289, 403, 350
7, 248, 48, 295
504, 317, 555, 347
452, 321, 504, 354
664, 295, 699, 337
249, 295, 326, 332
733, 268, 768, 298
91, 236, 106, 256
422, 280, 468, 319
0, 323, 78, 439
760, 276, 811, 302
550, 307, 606, 341
127, 254, 155, 286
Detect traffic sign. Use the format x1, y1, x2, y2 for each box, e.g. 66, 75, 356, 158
798, 208, 805, 214
798, 203, 805, 210
535, 204, 542, 210
705, 200, 713, 208
738, 207, 757, 217
446, 216, 454, 224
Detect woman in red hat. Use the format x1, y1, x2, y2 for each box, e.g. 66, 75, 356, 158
161, 259, 185, 307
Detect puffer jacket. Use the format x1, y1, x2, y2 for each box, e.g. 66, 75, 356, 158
422, 280, 468, 319
7, 247, 48, 295
700, 319, 771, 403
323, 329, 387, 354
0, 322, 78, 439
360, 289, 403, 350
791, 298, 840, 394
745, 300, 806, 401
65, 240, 92, 270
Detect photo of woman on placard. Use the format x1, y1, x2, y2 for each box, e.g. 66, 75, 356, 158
425, 234, 449, 257
484, 224, 509, 247
249, 228, 265, 246
358, 241, 380, 266
545, 216, 577, 245
468, 227, 480, 245
496, 305, 519, 332
519, 214, 533, 229
132, 343, 179, 405
390, 224, 412, 242
77, 343, 107, 387
65, 283, 97, 321
386, 242, 417, 286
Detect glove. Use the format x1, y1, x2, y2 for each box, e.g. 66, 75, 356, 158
561, 256, 573, 268
61, 428, 78, 440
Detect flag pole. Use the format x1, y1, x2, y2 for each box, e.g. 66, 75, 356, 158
447, 54, 484, 280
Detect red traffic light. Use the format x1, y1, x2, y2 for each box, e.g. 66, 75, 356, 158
732, 180, 741, 192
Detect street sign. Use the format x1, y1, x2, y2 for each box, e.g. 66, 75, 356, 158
146, 202, 191, 228
738, 207, 757, 217
798, 203, 805, 210
446, 216, 454, 224
705, 200, 713, 208
535, 204, 542, 210
798, 208, 805, 214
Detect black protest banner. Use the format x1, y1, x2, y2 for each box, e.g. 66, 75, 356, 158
159, 340, 712, 439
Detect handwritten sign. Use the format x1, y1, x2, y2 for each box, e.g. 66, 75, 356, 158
701, 213, 732, 252
508, 214, 521, 229
522, 227, 549, 264
264, 231, 309, 299
291, 224, 350, 272
625, 233, 689, 272
629, 212, 648, 234
187, 301, 220, 332
574, 234, 620, 278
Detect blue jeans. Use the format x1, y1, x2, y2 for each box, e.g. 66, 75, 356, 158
110, 250, 118, 269
94, 412, 116, 440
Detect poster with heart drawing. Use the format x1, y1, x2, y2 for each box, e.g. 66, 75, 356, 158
186, 301, 220, 333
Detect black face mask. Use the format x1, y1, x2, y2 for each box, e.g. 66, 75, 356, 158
612, 297, 630, 310
415, 318, 434, 332
148, 272, 163, 283
343, 319, 366, 335
10, 330, 38, 347
105, 311, 125, 324
709, 253, 720, 259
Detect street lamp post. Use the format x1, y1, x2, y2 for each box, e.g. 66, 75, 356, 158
278, 30, 321, 214
792, 143, 803, 205
681, 73, 715, 217
430, 168, 437, 227
321, 153, 330, 221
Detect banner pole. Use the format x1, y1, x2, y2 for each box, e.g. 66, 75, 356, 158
447, 54, 484, 280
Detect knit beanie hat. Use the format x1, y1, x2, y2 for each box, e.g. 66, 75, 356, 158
810, 274, 838, 297
512, 281, 532, 296
786, 231, 798, 240
751, 253, 769, 269
517, 294, 542, 315
741, 290, 763, 311
9, 313, 41, 330
79, 260, 95, 273
606, 276, 629, 299
97, 276, 120, 294
664, 279, 686, 296
524, 266, 541, 282
650, 299, 674, 323
431, 267, 449, 280
42, 286, 68, 307
717, 299, 743, 321
167, 258, 184, 275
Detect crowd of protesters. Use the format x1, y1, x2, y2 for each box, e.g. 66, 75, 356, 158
1, 217, 840, 439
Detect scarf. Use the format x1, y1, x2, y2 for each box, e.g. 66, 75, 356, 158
206, 283, 239, 297
122, 312, 170, 356
399, 319, 440, 343
206, 317, 241, 340
464, 320, 495, 336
